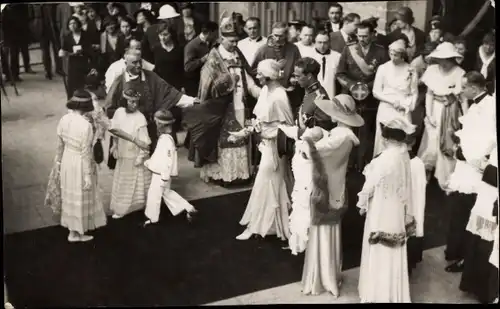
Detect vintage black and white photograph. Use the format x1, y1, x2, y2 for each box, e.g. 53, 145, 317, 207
1, 0, 497, 306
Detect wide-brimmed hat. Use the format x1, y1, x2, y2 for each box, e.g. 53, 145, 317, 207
158, 4, 179, 19
428, 42, 463, 60
67, 89, 94, 112
314, 94, 364, 127
154, 109, 175, 125
380, 113, 416, 142
69, 2, 84, 7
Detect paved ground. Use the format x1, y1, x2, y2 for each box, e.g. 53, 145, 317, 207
1, 50, 482, 304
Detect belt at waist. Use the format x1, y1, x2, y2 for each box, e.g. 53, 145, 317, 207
433, 94, 450, 103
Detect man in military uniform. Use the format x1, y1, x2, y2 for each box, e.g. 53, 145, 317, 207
277, 57, 335, 159
336, 20, 389, 171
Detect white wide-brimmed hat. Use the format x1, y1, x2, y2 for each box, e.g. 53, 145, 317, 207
158, 4, 179, 19
315, 94, 364, 127
428, 42, 463, 61
69, 2, 85, 7
380, 113, 416, 139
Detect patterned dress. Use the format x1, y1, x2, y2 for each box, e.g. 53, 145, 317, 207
109, 107, 152, 216
56, 112, 107, 234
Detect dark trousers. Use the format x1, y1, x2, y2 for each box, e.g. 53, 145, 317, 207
40, 31, 62, 75
445, 192, 477, 261
3, 43, 30, 78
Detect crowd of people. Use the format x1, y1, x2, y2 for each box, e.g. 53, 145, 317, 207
1, 1, 496, 304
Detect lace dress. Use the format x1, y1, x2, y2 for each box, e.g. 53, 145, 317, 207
358, 143, 412, 303
56, 112, 107, 234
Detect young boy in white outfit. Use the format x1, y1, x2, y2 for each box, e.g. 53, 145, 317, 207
143, 109, 197, 226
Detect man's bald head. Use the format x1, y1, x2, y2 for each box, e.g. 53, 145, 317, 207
125, 49, 142, 76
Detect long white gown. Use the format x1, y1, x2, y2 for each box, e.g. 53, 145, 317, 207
239, 85, 294, 240
416, 64, 465, 190
373, 61, 418, 157
358, 143, 412, 303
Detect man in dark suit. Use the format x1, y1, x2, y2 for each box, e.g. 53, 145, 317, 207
183, 21, 218, 97
329, 12, 360, 53
386, 6, 426, 62
325, 2, 343, 34
183, 21, 218, 149
336, 20, 389, 171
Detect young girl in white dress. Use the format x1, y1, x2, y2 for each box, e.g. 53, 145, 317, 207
109, 88, 152, 219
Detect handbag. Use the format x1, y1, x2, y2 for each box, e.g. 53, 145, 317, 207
93, 139, 104, 164
107, 138, 117, 170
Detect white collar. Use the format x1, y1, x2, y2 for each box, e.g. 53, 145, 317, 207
125, 70, 146, 82
340, 29, 349, 41
473, 91, 488, 101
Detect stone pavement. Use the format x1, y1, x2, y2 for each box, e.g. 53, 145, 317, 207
1, 51, 250, 235
206, 246, 479, 304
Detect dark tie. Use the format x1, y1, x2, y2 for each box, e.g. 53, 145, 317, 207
322, 57, 326, 80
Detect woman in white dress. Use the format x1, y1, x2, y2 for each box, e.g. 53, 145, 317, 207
231, 59, 295, 241
416, 42, 466, 190
357, 113, 416, 303
48, 90, 107, 242
281, 95, 363, 296
373, 39, 418, 157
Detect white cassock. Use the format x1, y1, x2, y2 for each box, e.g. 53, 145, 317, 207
144, 134, 194, 222
238, 36, 267, 67
311, 49, 341, 99
295, 41, 316, 59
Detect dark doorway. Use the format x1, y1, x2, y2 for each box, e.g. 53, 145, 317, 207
434, 0, 495, 51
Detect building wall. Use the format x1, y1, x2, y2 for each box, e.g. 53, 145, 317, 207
209, 1, 432, 36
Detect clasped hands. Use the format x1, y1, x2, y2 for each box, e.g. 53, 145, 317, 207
228, 119, 260, 143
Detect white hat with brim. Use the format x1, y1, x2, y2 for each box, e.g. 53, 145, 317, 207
315, 94, 365, 128
69, 2, 85, 7
380, 113, 416, 136
428, 42, 463, 61
158, 4, 180, 19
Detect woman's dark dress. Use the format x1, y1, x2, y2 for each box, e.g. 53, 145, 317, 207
100, 32, 126, 77
153, 44, 185, 143
61, 31, 93, 98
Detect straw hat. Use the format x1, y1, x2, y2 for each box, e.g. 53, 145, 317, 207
158, 4, 179, 19
428, 42, 463, 61
314, 94, 365, 127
